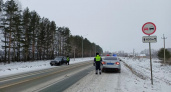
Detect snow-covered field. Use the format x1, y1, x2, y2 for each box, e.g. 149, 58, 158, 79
0, 57, 171, 92
120, 57, 171, 92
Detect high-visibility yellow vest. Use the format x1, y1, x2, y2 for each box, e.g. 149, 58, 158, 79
67, 57, 70, 61
95, 55, 101, 61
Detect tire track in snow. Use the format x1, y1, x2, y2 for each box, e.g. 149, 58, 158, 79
64, 69, 121, 92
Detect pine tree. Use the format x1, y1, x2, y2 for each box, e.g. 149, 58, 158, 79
37, 17, 49, 60
30, 10, 40, 61
3, 0, 20, 63
44, 19, 51, 59
0, 0, 3, 12
22, 7, 31, 61
49, 21, 56, 59
63, 27, 71, 56
158, 48, 171, 61
0, 0, 4, 62
56, 27, 71, 56
13, 10, 23, 62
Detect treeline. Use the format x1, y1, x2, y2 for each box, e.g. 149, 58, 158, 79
0, 0, 103, 63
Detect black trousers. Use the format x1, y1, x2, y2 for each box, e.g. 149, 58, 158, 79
66, 61, 69, 65
95, 61, 101, 70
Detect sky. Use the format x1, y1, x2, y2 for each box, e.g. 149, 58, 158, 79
8, 0, 171, 53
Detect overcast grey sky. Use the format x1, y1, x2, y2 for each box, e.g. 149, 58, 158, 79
15, 0, 171, 53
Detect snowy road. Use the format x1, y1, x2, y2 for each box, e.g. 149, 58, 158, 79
0, 57, 170, 92
0, 61, 93, 92
64, 58, 171, 92
64, 62, 124, 92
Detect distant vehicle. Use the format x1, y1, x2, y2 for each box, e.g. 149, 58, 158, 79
50, 56, 67, 66
101, 56, 121, 73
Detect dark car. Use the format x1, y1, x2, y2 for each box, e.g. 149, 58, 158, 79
50, 56, 67, 66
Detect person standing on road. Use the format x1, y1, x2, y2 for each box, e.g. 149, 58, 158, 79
94, 53, 102, 75
66, 56, 70, 65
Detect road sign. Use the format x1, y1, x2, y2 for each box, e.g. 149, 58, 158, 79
142, 36, 157, 43
142, 22, 156, 35
142, 22, 156, 85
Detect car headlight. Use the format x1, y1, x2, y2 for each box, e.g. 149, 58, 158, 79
56, 61, 59, 63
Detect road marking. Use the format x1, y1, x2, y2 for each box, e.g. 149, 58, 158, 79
0, 68, 57, 82
0, 61, 92, 82
0, 61, 92, 89
33, 65, 93, 92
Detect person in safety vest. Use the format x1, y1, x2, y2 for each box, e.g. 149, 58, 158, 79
94, 53, 102, 75
66, 56, 70, 65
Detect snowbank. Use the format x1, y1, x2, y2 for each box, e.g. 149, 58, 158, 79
120, 57, 171, 92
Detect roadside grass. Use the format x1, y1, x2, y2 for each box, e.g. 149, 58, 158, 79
120, 59, 149, 80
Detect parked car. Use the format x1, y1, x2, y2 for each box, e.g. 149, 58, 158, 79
50, 56, 67, 66
101, 56, 121, 73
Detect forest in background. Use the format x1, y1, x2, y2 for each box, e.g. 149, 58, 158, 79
0, 0, 103, 63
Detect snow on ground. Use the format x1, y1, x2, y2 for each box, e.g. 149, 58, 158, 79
0, 57, 94, 77
120, 57, 171, 92
64, 57, 171, 92
0, 56, 171, 92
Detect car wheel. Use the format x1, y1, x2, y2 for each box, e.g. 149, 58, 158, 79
50, 64, 53, 66
58, 62, 61, 66
118, 70, 121, 73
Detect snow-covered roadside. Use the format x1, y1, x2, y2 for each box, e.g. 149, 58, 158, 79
0, 57, 94, 77
1, 56, 170, 92
64, 57, 171, 92
64, 61, 161, 92
120, 57, 171, 92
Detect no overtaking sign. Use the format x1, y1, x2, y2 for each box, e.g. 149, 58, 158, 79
142, 22, 156, 35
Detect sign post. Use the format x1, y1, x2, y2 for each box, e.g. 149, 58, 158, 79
142, 22, 156, 85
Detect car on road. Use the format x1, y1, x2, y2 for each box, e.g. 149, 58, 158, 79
50, 56, 67, 66
101, 56, 121, 73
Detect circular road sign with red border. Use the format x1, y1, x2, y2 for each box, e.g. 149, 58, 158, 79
142, 22, 156, 35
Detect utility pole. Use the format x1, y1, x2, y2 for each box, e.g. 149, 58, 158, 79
95, 44, 96, 56
133, 49, 135, 57
74, 47, 75, 61
82, 34, 88, 59
161, 34, 167, 64
90, 50, 91, 57
82, 37, 83, 59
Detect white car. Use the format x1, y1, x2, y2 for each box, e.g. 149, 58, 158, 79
102, 56, 121, 73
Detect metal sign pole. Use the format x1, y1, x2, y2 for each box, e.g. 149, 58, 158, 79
142, 22, 156, 85
149, 39, 153, 85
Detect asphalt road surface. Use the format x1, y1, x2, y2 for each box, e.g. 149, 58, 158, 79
0, 60, 94, 92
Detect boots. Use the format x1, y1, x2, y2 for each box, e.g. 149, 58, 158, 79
95, 70, 98, 74
95, 70, 102, 75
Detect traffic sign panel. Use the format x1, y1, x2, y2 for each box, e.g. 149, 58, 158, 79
142, 22, 156, 35
142, 36, 157, 43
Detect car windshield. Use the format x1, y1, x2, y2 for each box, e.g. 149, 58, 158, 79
104, 57, 118, 60
55, 57, 62, 60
